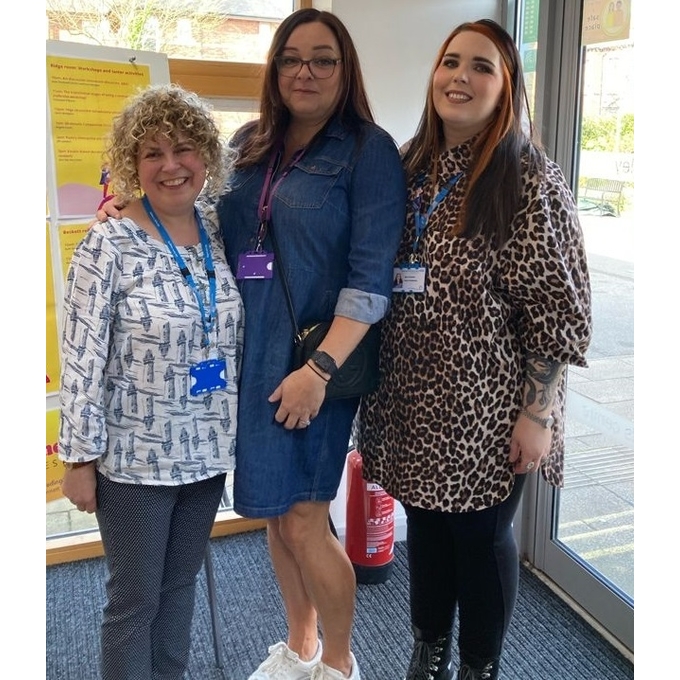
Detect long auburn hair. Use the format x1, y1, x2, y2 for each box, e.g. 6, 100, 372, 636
234, 8, 374, 168
402, 18, 545, 248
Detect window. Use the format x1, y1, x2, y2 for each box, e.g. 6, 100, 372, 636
519, 0, 634, 653
46, 0, 297, 63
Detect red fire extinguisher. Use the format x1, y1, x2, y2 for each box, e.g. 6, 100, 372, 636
345, 448, 395, 584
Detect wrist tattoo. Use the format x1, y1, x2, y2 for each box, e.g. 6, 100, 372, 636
524, 353, 565, 411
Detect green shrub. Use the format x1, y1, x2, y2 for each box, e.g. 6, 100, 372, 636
580, 113, 634, 153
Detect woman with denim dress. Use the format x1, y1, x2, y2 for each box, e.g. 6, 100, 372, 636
217, 9, 406, 680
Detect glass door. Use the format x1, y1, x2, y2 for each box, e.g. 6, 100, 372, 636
518, 0, 634, 654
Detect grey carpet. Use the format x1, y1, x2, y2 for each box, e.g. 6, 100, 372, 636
46, 529, 633, 679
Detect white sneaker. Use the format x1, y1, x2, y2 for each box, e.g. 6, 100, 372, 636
248, 641, 323, 680
310, 652, 360, 680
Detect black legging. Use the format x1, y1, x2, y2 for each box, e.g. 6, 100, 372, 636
404, 474, 526, 669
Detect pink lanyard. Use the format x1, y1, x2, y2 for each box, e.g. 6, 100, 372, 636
257, 146, 307, 225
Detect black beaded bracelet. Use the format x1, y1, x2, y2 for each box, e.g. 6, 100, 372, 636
306, 360, 330, 383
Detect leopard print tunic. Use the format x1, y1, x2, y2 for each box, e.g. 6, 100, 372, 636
358, 140, 592, 513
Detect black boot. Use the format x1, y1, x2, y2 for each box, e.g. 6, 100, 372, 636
456, 659, 499, 680
405, 626, 454, 680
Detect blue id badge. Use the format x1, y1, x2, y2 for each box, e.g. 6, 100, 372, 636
237, 251, 274, 280
190, 358, 227, 396
393, 264, 427, 293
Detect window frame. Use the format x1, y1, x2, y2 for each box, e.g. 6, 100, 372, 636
167, 0, 313, 97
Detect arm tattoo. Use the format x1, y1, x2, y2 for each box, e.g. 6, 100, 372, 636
524, 353, 565, 413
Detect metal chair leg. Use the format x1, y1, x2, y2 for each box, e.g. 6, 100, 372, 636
204, 543, 226, 677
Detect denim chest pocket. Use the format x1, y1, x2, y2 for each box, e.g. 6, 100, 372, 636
276, 157, 344, 209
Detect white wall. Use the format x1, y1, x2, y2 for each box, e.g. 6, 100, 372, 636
328, 0, 501, 145
323, 1, 502, 542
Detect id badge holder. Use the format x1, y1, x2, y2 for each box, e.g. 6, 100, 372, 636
236, 251, 274, 280
190, 358, 227, 396
394, 263, 426, 293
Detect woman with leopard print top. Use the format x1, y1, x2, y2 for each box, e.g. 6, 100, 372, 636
359, 19, 592, 680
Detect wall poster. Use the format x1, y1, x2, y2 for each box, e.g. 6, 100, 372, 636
46, 41, 169, 504
582, 0, 632, 45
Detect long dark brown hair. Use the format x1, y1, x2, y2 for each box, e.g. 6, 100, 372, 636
234, 8, 374, 168
402, 18, 545, 248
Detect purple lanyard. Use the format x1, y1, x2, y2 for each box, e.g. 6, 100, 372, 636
255, 146, 307, 249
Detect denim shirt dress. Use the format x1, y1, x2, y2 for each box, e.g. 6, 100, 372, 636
217, 117, 406, 518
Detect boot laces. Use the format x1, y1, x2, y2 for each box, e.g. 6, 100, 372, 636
406, 636, 448, 680
458, 662, 494, 680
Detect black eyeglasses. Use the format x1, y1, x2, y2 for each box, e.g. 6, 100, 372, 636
274, 56, 342, 79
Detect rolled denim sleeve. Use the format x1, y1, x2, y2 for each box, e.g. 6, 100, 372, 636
335, 287, 390, 324
334, 129, 406, 323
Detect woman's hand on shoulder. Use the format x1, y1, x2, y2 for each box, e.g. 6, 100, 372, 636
96, 195, 126, 222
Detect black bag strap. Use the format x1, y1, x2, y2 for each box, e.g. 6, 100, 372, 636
263, 122, 334, 345
268, 220, 303, 344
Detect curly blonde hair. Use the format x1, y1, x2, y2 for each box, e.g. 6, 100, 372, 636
104, 84, 228, 202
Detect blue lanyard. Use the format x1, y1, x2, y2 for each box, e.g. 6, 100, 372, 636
411, 172, 463, 257
142, 195, 217, 344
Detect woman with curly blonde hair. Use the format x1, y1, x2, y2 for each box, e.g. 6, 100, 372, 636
59, 84, 244, 680
104, 84, 227, 203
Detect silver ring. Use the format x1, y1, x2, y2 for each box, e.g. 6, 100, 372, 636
299, 420, 311, 427
526, 461, 535, 471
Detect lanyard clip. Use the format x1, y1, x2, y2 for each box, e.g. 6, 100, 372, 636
255, 221, 268, 253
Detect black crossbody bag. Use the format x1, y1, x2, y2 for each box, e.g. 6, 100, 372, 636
268, 221, 380, 400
